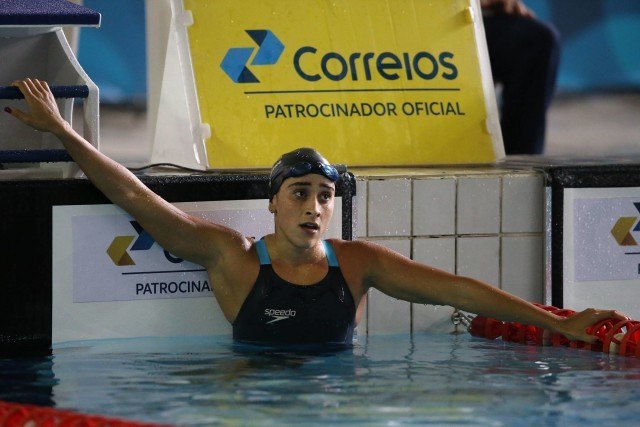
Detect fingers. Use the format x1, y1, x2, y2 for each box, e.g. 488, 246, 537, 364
4, 104, 32, 129
5, 106, 29, 123
576, 308, 631, 344
12, 78, 53, 99
11, 79, 34, 98
612, 310, 630, 321
10, 78, 57, 106
6, 78, 66, 133
41, 80, 54, 100
586, 308, 629, 322
559, 308, 630, 345
34, 79, 53, 99
7, 79, 38, 125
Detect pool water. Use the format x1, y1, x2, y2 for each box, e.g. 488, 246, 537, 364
2, 333, 640, 426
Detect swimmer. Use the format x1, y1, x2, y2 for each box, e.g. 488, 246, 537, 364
5, 78, 626, 346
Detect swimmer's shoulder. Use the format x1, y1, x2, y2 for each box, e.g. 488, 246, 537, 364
205, 230, 259, 273
327, 238, 388, 251
327, 239, 393, 292
326, 238, 390, 266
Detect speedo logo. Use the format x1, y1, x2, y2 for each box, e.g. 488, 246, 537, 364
221, 29, 458, 83
265, 308, 297, 324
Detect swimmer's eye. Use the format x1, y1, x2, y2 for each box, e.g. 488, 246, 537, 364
319, 192, 333, 202
292, 189, 307, 198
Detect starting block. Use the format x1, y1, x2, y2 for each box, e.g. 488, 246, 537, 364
0, 0, 100, 178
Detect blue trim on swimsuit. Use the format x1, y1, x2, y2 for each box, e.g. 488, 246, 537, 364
323, 240, 339, 267
255, 239, 270, 265
256, 239, 339, 267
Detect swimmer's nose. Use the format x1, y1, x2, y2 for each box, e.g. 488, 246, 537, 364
304, 197, 321, 217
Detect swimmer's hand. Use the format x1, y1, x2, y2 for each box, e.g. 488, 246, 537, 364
5, 78, 68, 135
558, 308, 628, 344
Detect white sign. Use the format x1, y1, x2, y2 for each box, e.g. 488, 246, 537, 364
52, 199, 342, 343
573, 197, 640, 282
563, 188, 640, 318
70, 206, 279, 303
72, 213, 210, 303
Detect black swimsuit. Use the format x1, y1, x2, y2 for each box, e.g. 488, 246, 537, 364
232, 240, 356, 346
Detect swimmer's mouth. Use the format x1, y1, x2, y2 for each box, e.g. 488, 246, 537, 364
300, 222, 320, 231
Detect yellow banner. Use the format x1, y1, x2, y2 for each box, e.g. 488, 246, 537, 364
184, 0, 500, 168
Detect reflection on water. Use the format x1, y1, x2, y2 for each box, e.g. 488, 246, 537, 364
0, 354, 56, 406
2, 334, 640, 425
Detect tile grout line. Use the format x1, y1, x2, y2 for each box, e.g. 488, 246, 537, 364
455, 177, 459, 276
409, 178, 414, 336
365, 179, 370, 337
365, 179, 370, 239
453, 177, 460, 327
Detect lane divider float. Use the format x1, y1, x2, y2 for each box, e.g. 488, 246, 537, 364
469, 303, 640, 356
0, 401, 170, 427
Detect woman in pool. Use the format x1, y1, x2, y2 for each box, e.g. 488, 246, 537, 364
5, 78, 625, 346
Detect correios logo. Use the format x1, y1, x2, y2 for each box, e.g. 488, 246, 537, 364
611, 203, 640, 246
221, 29, 458, 84
221, 29, 285, 83
106, 221, 183, 266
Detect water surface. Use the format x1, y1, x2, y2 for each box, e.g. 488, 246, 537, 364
2, 333, 640, 425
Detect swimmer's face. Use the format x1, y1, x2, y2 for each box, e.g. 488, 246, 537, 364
269, 173, 335, 249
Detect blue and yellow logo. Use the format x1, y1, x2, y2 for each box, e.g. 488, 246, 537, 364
107, 221, 183, 266
611, 203, 640, 246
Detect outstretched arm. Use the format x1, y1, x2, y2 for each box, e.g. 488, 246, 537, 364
345, 240, 625, 343
5, 78, 249, 268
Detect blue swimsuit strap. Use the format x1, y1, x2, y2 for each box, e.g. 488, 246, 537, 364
323, 240, 339, 267
255, 239, 339, 267
255, 239, 271, 265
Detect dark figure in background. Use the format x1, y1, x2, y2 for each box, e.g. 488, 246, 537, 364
482, 0, 561, 155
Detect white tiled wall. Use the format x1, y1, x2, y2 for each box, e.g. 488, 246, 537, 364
412, 237, 456, 332
501, 235, 543, 302
365, 239, 411, 334
502, 175, 543, 233
457, 236, 500, 286
367, 179, 411, 236
457, 177, 501, 234
354, 169, 544, 335
413, 178, 456, 236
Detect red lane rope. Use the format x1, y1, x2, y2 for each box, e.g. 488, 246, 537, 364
0, 401, 171, 427
469, 304, 640, 357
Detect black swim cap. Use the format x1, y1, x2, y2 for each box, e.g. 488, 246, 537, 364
269, 147, 344, 199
